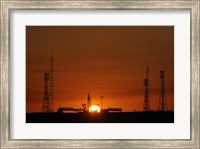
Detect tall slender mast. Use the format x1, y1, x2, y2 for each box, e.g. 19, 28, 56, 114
49, 56, 54, 112
143, 66, 150, 111
42, 73, 50, 112
158, 70, 168, 111
87, 93, 91, 111
100, 96, 104, 109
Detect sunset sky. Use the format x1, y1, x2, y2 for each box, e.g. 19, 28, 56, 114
26, 26, 174, 112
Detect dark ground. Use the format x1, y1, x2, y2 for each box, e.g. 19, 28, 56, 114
26, 111, 174, 123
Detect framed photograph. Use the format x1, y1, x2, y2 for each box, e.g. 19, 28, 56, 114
26, 26, 174, 124
1, 0, 199, 148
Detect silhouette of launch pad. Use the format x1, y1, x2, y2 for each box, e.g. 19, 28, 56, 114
26, 57, 174, 123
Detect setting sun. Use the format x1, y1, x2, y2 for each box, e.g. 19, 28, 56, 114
89, 105, 101, 113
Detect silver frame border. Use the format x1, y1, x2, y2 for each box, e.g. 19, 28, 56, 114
1, 1, 199, 148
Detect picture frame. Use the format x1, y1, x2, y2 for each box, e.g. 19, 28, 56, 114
1, 0, 199, 148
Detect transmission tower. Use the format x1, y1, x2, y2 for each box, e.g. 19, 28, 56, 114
143, 66, 150, 112
49, 56, 54, 112
41, 73, 50, 112
158, 70, 168, 111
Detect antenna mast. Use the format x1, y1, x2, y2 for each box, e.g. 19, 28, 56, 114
41, 73, 50, 112
143, 66, 150, 111
49, 56, 54, 112
100, 96, 104, 109
158, 70, 168, 111
87, 93, 91, 111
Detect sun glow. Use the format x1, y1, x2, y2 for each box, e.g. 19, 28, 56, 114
89, 105, 101, 113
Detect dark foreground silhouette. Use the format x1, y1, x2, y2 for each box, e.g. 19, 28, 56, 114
26, 111, 174, 123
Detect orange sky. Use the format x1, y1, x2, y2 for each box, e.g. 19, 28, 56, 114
26, 26, 174, 112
